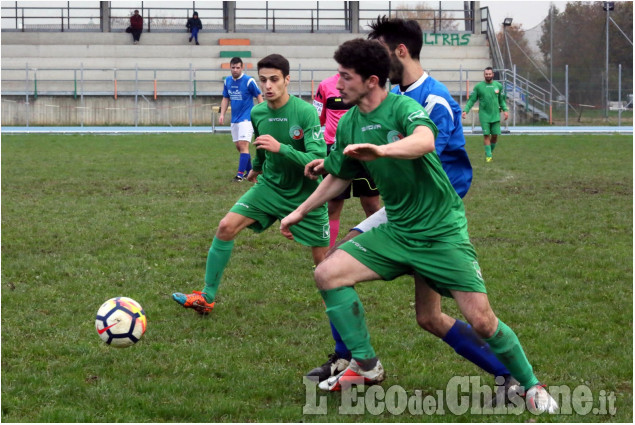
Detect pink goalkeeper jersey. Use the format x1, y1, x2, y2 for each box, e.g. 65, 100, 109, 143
312, 74, 351, 145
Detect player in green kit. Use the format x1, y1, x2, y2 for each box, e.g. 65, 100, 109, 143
281, 39, 558, 414
172, 54, 329, 314
462, 67, 509, 162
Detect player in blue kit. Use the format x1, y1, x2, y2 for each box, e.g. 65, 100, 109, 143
219, 57, 264, 182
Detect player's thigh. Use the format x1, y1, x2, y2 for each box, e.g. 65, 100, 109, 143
450, 290, 498, 337
231, 121, 254, 143
229, 185, 279, 233
216, 211, 257, 240
337, 225, 411, 281
481, 120, 492, 136
290, 207, 330, 247
490, 121, 502, 136
412, 240, 487, 297
314, 248, 382, 290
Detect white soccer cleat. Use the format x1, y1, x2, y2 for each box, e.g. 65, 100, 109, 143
318, 358, 385, 391
525, 384, 559, 414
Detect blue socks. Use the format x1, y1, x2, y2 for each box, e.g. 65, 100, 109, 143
237, 153, 251, 178
442, 319, 510, 377
330, 321, 351, 360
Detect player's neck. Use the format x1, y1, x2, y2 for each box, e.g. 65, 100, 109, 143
267, 92, 290, 110
400, 60, 424, 87
358, 88, 388, 114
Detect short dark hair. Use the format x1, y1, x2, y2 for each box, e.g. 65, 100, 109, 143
257, 54, 290, 78
368, 15, 423, 60
485, 67, 494, 72
333, 39, 389, 87
230, 57, 243, 66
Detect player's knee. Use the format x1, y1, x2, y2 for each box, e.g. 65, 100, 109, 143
467, 315, 497, 338
416, 312, 443, 336
314, 261, 350, 290
216, 217, 240, 240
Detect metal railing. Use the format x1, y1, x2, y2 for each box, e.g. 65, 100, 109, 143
2, 1, 478, 34
2, 64, 487, 99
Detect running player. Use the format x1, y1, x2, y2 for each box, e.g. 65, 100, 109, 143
281, 38, 558, 414
173, 54, 329, 314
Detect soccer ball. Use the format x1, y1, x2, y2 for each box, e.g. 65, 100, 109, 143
95, 297, 147, 348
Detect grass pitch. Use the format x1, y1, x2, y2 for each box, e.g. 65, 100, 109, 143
1, 133, 632, 422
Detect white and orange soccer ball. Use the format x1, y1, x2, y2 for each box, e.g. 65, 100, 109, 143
95, 297, 147, 348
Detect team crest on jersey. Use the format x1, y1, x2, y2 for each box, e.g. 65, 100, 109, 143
495, 89, 500, 94
289, 125, 304, 140
387, 130, 404, 143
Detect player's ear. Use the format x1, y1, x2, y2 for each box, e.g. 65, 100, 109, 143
284, 74, 290, 87
367, 74, 379, 89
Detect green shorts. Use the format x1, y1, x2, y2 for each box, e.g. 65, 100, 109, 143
229, 182, 329, 247
481, 120, 501, 136
339, 223, 486, 297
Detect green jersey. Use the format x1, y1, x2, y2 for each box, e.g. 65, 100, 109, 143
464, 80, 508, 124
250, 95, 326, 202
325, 93, 468, 242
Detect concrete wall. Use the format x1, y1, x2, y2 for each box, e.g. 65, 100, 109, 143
1, 95, 232, 126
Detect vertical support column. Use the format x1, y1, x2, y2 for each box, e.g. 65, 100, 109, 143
350, 1, 359, 33
473, 1, 481, 34
100, 1, 111, 32
224, 1, 236, 33
564, 65, 582, 127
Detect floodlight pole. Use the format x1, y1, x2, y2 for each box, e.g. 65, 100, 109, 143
605, 3, 610, 119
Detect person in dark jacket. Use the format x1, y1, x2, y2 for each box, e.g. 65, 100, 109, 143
186, 12, 203, 45
129, 10, 143, 44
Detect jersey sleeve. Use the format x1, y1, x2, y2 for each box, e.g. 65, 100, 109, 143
464, 85, 478, 112
222, 78, 229, 98
498, 83, 508, 112
426, 99, 454, 156
277, 104, 326, 168
399, 97, 438, 139
248, 78, 262, 98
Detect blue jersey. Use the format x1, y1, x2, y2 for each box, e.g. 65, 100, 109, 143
222, 74, 262, 123
392, 73, 472, 198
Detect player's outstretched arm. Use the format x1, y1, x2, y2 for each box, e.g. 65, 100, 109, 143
344, 126, 435, 161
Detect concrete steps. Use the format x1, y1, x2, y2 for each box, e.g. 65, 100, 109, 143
2, 31, 493, 97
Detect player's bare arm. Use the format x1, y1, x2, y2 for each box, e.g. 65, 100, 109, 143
254, 134, 281, 153
305, 159, 326, 179
280, 174, 350, 240
219, 97, 229, 125
343, 126, 435, 161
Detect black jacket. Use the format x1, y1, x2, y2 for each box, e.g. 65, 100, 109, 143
186, 18, 202, 30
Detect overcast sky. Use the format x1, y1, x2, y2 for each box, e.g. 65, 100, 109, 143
482, 1, 571, 30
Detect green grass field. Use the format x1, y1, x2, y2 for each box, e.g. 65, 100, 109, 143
2, 133, 632, 422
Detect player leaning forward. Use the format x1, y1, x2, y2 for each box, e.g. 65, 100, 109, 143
280, 39, 558, 414
173, 54, 329, 313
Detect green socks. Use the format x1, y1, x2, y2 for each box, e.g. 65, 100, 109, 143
490, 142, 497, 153
202, 236, 235, 303
483, 320, 540, 389
484, 144, 492, 158
320, 287, 376, 361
